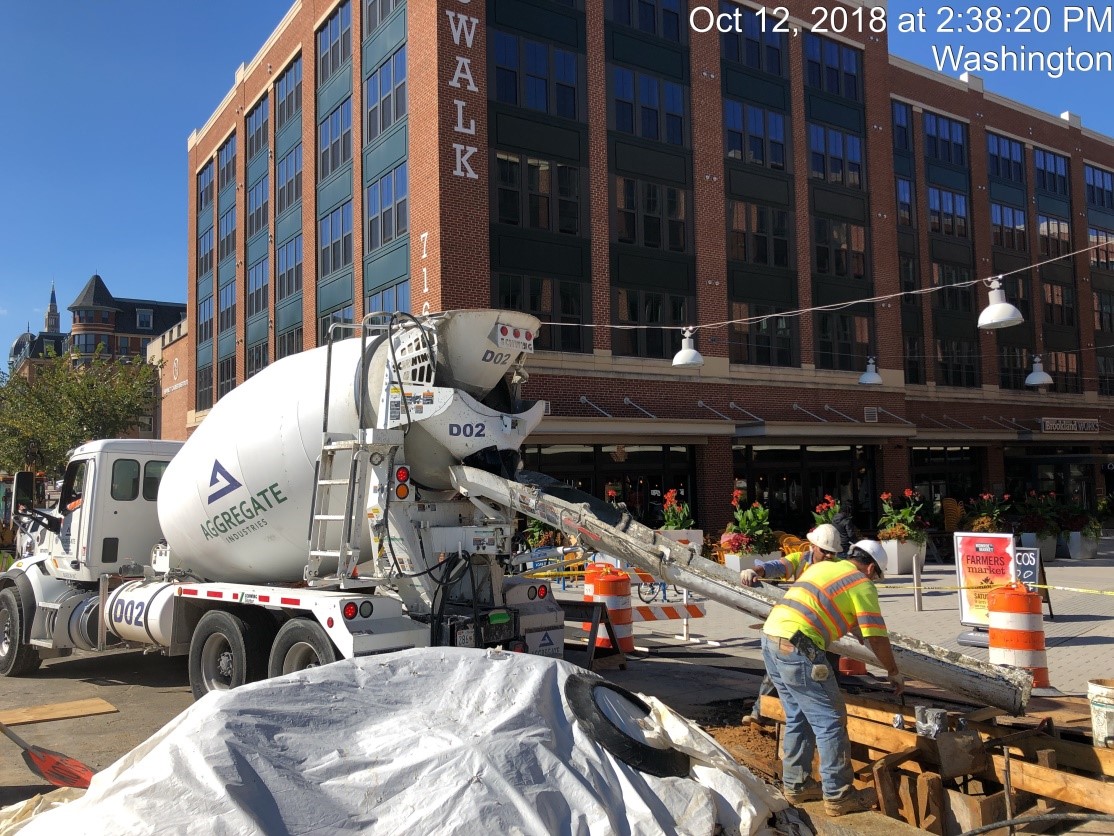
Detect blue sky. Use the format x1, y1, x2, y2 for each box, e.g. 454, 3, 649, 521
2, 1, 1114, 365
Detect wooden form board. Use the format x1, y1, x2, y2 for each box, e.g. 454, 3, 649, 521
0, 698, 117, 727
760, 695, 1114, 815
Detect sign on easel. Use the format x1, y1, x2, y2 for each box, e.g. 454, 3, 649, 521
1014, 546, 1053, 618
955, 532, 1014, 628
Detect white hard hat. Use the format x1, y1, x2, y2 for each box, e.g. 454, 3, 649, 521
806, 523, 842, 555
850, 539, 887, 576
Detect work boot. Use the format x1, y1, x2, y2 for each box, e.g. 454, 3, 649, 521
782, 780, 823, 804
824, 788, 877, 817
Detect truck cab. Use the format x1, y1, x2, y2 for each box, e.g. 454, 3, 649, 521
45, 440, 183, 583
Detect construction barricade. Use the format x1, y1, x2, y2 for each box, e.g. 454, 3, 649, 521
583, 562, 634, 653
987, 582, 1050, 688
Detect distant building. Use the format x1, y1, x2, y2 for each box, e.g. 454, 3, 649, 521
66, 274, 186, 363
8, 283, 66, 382
146, 317, 191, 441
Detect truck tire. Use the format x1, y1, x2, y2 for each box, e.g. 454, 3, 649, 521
0, 587, 42, 677
188, 609, 267, 700
563, 673, 690, 779
267, 619, 337, 678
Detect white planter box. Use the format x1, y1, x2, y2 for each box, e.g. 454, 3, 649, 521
659, 529, 703, 551
1066, 531, 1101, 560
879, 539, 926, 575
723, 551, 780, 573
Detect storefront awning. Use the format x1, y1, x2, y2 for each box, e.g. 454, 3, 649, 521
531, 416, 735, 445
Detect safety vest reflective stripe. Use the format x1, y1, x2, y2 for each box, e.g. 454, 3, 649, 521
858, 613, 886, 630
796, 580, 853, 636
779, 598, 834, 644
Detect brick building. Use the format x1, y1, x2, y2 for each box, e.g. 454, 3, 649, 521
184, 0, 1114, 537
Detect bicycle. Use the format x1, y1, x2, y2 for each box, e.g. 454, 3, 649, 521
636, 579, 686, 604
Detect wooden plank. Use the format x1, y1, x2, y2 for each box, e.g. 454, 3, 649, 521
0, 698, 117, 727
874, 760, 901, 818
916, 772, 945, 835
896, 772, 917, 826
761, 695, 1114, 815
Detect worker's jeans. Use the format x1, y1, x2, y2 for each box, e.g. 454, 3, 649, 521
761, 634, 853, 800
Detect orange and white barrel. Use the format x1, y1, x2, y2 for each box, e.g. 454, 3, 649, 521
838, 656, 868, 676
583, 562, 634, 652
987, 582, 1050, 688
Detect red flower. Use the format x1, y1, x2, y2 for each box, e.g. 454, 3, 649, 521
732, 489, 744, 508
664, 489, 679, 510
904, 488, 914, 498
880, 491, 892, 502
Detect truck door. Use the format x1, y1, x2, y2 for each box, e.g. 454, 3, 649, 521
58, 458, 94, 563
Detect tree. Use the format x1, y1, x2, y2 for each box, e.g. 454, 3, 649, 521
0, 348, 161, 474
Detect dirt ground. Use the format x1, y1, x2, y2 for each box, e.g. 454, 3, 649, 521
688, 698, 782, 779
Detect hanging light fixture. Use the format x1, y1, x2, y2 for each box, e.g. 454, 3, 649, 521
978, 276, 1025, 330
1024, 355, 1054, 387
672, 327, 704, 368
858, 356, 883, 385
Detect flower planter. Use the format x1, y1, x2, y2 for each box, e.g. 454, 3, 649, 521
878, 539, 926, 575
660, 529, 703, 549
1019, 533, 1058, 561
723, 551, 780, 573
1066, 531, 1101, 560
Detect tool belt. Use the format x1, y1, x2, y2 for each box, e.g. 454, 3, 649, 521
789, 630, 824, 662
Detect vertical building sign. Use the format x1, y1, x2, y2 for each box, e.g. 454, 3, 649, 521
446, 3, 479, 179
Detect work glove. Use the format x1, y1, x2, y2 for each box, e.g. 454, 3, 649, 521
887, 672, 906, 696
738, 568, 760, 587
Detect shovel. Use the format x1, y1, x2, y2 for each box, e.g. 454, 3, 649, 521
0, 720, 96, 789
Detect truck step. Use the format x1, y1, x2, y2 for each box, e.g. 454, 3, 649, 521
309, 549, 343, 558
317, 479, 350, 486
313, 514, 347, 521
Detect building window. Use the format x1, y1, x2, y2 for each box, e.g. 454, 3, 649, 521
246, 342, 268, 379
610, 0, 683, 42
936, 338, 978, 387
987, 133, 1024, 182
318, 98, 352, 180
247, 255, 269, 318
277, 235, 304, 302
197, 161, 214, 213
727, 201, 791, 267
724, 100, 785, 169
927, 186, 968, 237
999, 345, 1030, 390
196, 364, 213, 411
197, 228, 214, 277
1035, 148, 1068, 194
924, 112, 966, 166
804, 33, 860, 100
246, 98, 269, 162
720, 2, 785, 75
367, 278, 411, 316
815, 311, 869, 371
931, 262, 974, 312
318, 305, 354, 346
218, 283, 236, 333
813, 217, 865, 278
991, 203, 1027, 251
892, 101, 911, 151
275, 325, 303, 360
136, 309, 153, 330
364, 45, 407, 144
494, 33, 579, 121
495, 153, 579, 235
1099, 356, 1114, 395
1046, 351, 1082, 394
808, 124, 862, 188
1094, 289, 1114, 333
496, 274, 590, 352
275, 57, 303, 132
218, 135, 236, 191
1038, 214, 1070, 257
366, 162, 409, 252
71, 333, 108, 354
611, 66, 685, 146
319, 201, 353, 277
615, 176, 688, 252
363, 0, 399, 37
247, 175, 269, 239
317, 1, 352, 86
218, 208, 236, 262
1043, 282, 1076, 327
1091, 227, 1114, 270
728, 301, 795, 366
1086, 164, 1114, 210
276, 144, 303, 215
904, 334, 924, 384
612, 286, 691, 359
896, 177, 913, 226
899, 254, 918, 299
1002, 274, 1031, 321
217, 356, 236, 398
197, 296, 214, 344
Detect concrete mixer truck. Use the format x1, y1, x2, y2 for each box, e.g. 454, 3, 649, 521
0, 308, 1033, 713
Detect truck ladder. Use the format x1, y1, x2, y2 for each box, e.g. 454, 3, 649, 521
306, 433, 372, 588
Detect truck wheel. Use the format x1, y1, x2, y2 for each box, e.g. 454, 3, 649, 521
188, 609, 267, 700
563, 673, 690, 778
267, 619, 337, 678
0, 587, 42, 677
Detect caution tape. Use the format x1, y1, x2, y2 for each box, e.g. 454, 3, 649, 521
876, 581, 1114, 596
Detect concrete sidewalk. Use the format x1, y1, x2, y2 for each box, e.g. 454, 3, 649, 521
572, 537, 1114, 700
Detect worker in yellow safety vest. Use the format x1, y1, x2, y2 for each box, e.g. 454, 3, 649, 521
760, 547, 904, 817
